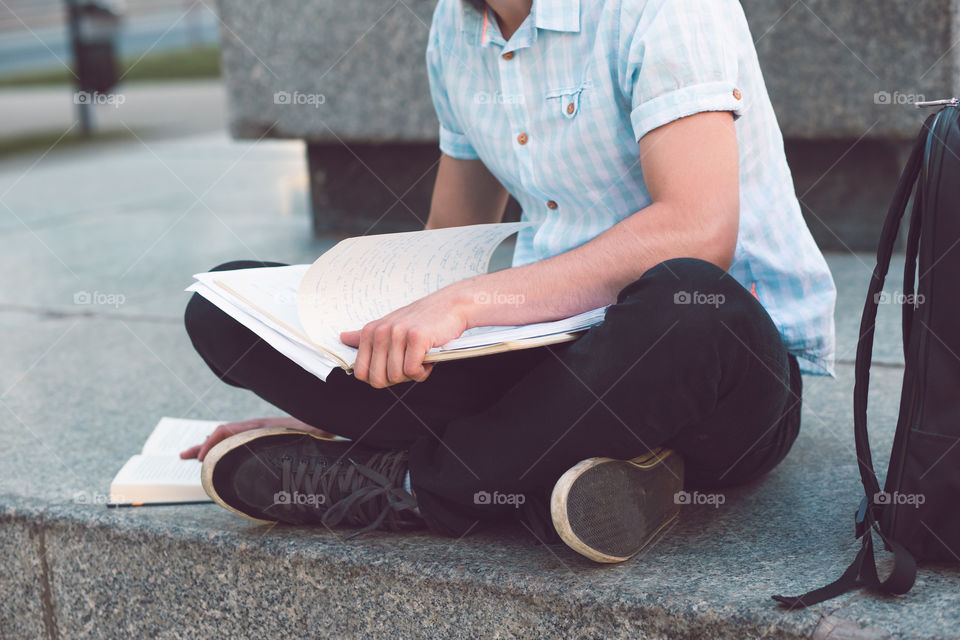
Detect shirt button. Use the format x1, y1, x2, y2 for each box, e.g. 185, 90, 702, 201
502, 51, 514, 60
546, 200, 558, 210
566, 102, 576, 114
733, 88, 742, 100
517, 132, 528, 145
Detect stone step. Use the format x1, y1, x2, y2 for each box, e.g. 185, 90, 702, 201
5, 361, 957, 639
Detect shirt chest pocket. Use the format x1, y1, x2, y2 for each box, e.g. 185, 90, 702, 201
544, 82, 590, 120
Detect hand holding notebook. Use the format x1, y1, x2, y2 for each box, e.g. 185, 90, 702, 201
187, 223, 607, 381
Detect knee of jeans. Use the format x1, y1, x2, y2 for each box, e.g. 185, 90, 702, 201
183, 290, 246, 348
615, 258, 762, 333
618, 258, 728, 303
184, 293, 217, 342
209, 259, 272, 273
185, 260, 275, 340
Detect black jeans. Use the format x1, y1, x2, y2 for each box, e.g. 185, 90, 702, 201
185, 258, 802, 538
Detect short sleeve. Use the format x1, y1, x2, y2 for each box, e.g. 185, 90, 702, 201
620, 0, 746, 142
426, 5, 479, 160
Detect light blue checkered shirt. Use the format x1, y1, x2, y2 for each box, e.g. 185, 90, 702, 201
426, 0, 837, 375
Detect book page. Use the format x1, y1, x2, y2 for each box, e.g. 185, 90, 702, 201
297, 222, 532, 346
113, 455, 201, 485
140, 417, 224, 456
109, 455, 209, 503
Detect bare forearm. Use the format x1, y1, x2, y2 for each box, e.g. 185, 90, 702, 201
445, 199, 738, 330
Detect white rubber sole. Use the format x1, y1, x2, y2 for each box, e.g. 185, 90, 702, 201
550, 448, 683, 563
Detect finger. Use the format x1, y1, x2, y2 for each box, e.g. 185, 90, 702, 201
197, 439, 216, 461
340, 329, 362, 347
409, 364, 431, 383
197, 425, 229, 461
402, 332, 430, 382
191, 420, 270, 460
368, 324, 393, 388
386, 328, 408, 385
180, 445, 201, 459
353, 325, 375, 382
419, 363, 435, 382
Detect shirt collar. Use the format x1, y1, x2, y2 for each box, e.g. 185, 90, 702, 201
460, 0, 580, 46
533, 0, 581, 33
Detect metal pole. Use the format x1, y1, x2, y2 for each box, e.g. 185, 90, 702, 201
185, 0, 201, 46
65, 0, 93, 135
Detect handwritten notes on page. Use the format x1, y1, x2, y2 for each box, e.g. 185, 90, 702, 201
297, 222, 531, 345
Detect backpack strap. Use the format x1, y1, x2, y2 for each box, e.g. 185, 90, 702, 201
901, 173, 924, 352
772, 114, 937, 609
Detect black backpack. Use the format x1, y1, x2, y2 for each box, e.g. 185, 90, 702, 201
774, 100, 960, 608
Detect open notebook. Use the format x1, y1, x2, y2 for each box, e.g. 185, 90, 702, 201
187, 222, 607, 381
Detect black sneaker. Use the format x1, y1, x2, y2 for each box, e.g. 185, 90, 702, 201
201, 427, 422, 537
550, 449, 684, 563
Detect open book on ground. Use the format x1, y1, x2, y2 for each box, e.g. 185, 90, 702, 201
108, 417, 219, 507
187, 222, 607, 381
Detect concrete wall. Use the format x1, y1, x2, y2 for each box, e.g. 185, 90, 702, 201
215, 0, 960, 247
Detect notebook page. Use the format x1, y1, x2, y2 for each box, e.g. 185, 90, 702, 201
297, 222, 532, 345
186, 281, 340, 380
195, 264, 310, 338
437, 306, 608, 351
194, 265, 358, 368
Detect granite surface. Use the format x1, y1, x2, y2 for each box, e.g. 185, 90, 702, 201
0, 517, 49, 640
787, 138, 913, 252
1, 132, 957, 639
216, 0, 959, 142
742, 0, 959, 139
2, 362, 957, 639
217, 0, 438, 143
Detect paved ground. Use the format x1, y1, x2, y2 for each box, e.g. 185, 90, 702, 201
0, 132, 956, 639
0, 79, 227, 140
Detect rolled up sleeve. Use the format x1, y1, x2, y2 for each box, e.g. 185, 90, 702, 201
437, 123, 479, 160
427, 11, 479, 160
621, 0, 746, 142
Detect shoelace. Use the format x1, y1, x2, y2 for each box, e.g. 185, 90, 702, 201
279, 449, 419, 538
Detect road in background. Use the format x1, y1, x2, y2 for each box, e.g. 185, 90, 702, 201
0, 0, 219, 76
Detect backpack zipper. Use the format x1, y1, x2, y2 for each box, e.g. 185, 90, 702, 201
915, 98, 958, 109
